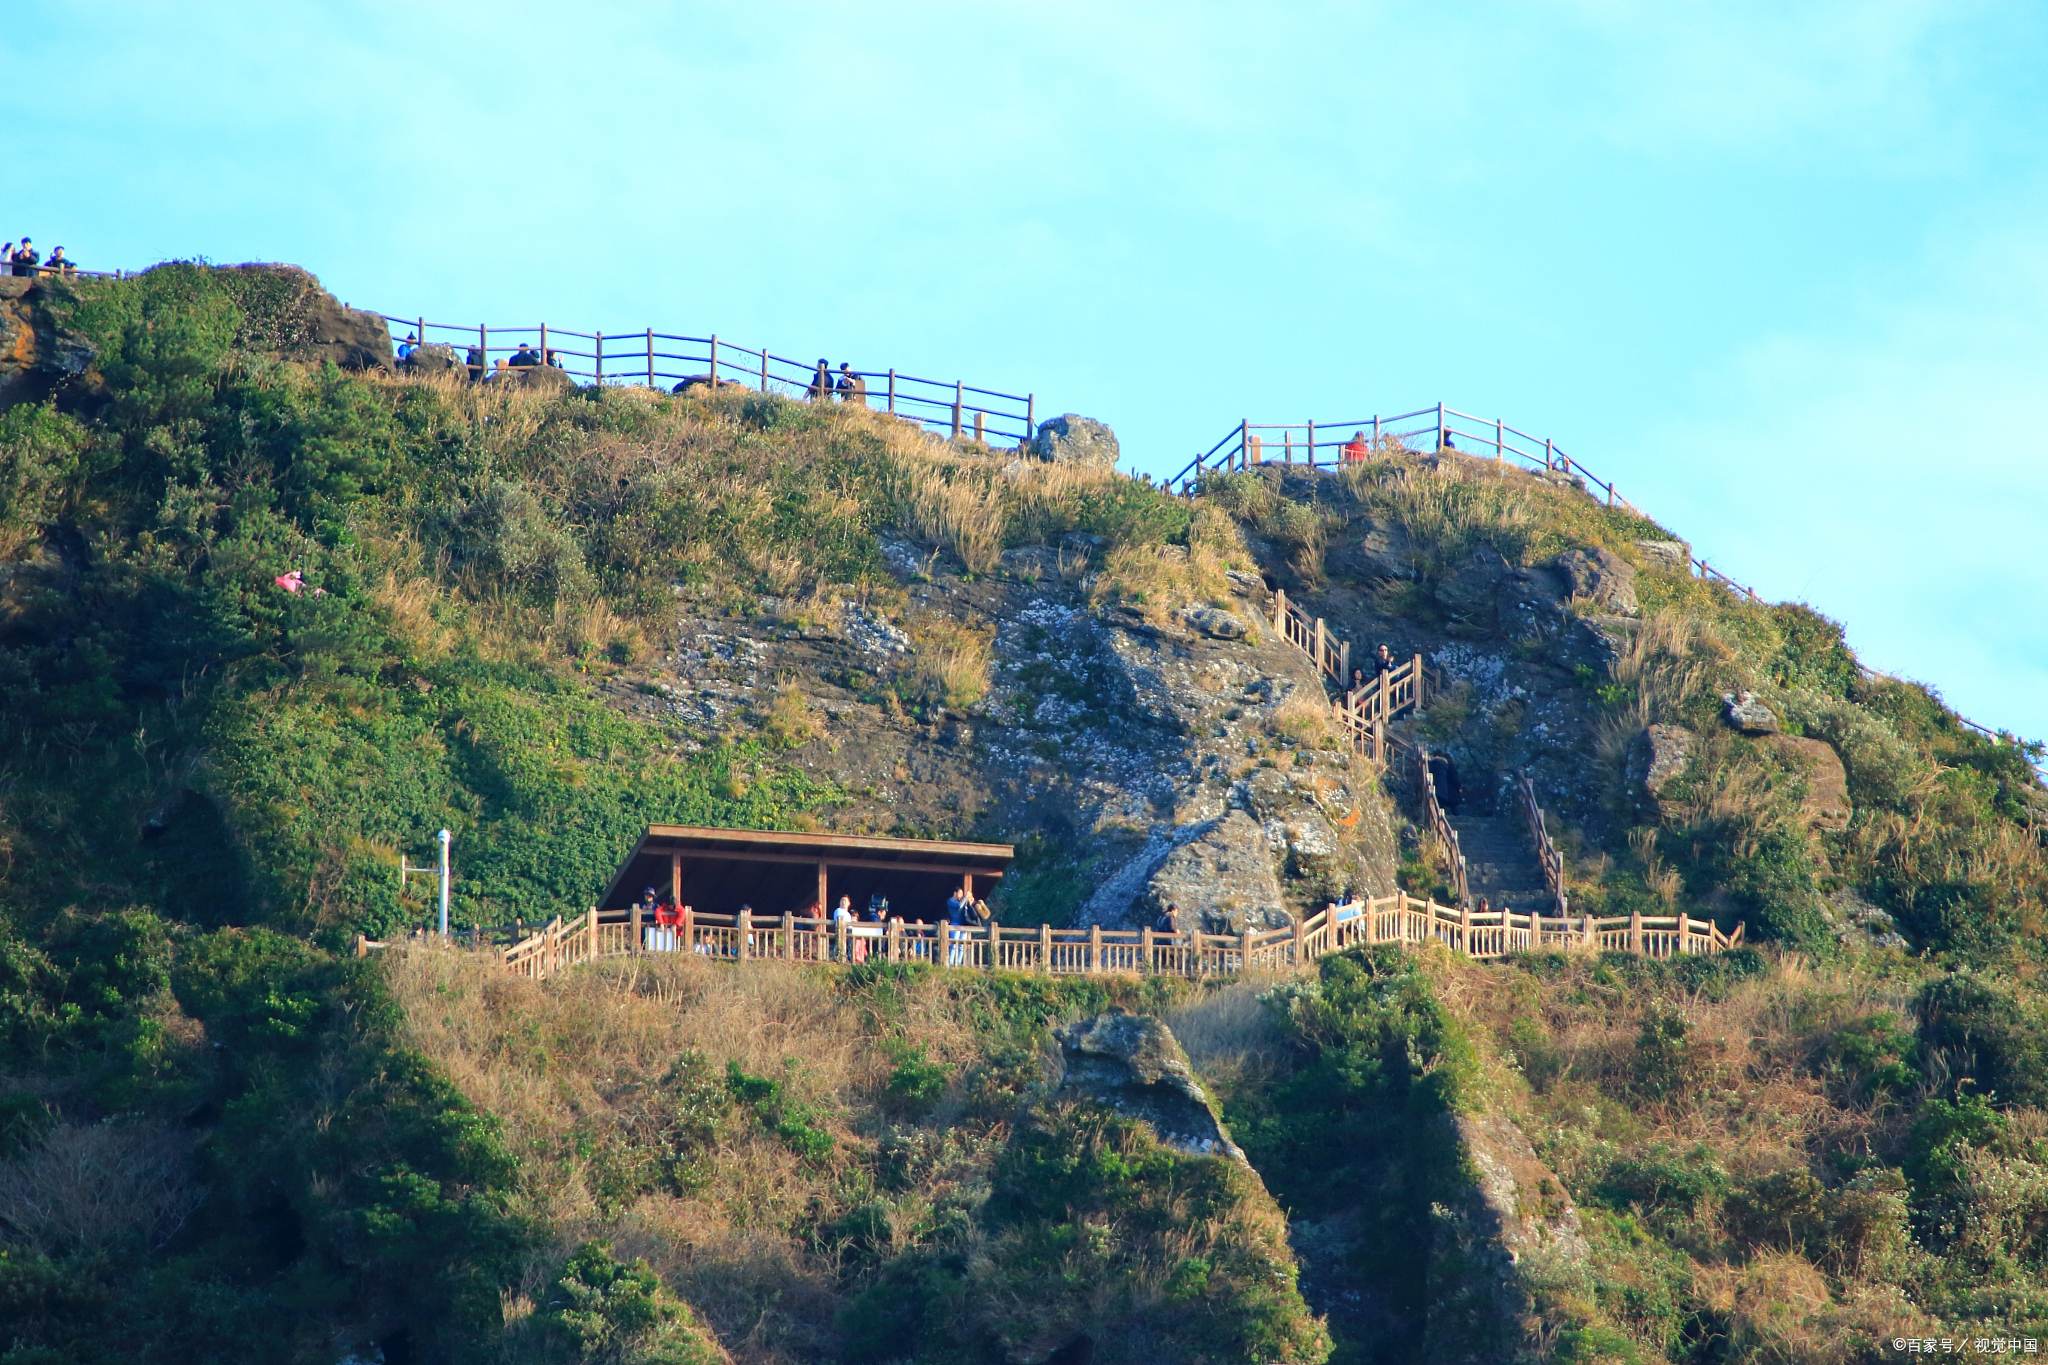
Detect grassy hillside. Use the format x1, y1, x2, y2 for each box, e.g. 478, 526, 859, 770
3, 261, 2047, 1364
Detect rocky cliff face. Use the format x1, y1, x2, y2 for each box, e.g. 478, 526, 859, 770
614, 527, 1399, 933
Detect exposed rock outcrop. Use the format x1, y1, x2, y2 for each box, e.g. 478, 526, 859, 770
1553, 546, 1638, 615
1630, 723, 1696, 819
0, 277, 95, 409
1634, 538, 1691, 571
402, 342, 464, 375
1723, 690, 1780, 736
1141, 809, 1288, 934
1050, 1013, 1245, 1161
1032, 413, 1119, 468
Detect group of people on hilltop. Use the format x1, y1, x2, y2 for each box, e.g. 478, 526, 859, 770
394, 333, 561, 382
2, 238, 76, 277
809, 359, 867, 404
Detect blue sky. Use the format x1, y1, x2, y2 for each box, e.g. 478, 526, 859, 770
9, 2, 2044, 740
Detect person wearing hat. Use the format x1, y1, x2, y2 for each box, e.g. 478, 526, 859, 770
10, 238, 36, 276
397, 333, 419, 364
46, 247, 74, 277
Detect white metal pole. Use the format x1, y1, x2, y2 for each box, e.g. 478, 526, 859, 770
437, 828, 452, 938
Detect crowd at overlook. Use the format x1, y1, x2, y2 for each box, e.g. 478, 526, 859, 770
3, 238, 80, 277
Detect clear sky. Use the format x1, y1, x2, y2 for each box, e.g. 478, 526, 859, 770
9, 2, 2044, 741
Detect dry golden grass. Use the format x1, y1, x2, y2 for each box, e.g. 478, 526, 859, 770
384, 946, 1023, 1363
905, 613, 995, 710
1164, 976, 1293, 1094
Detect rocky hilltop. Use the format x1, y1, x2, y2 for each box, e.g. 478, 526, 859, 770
0, 262, 2044, 1365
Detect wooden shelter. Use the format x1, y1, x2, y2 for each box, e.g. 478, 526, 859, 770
600, 825, 1014, 923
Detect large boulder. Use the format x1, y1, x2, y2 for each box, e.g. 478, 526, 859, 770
1553, 546, 1638, 615
300, 293, 394, 371
1634, 539, 1691, 571
1723, 690, 1780, 736
1142, 808, 1288, 934
1630, 724, 1696, 819
1770, 734, 1851, 832
1051, 1013, 1245, 1162
1032, 413, 1119, 468
401, 342, 464, 375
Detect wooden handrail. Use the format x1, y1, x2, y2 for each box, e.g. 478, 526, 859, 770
472, 890, 1737, 984
373, 309, 1037, 446
1513, 769, 1569, 916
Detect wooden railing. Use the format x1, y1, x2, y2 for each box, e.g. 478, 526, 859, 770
444, 893, 1741, 984
1267, 586, 1440, 763
1513, 769, 1569, 916
1172, 405, 1771, 606
373, 311, 1036, 445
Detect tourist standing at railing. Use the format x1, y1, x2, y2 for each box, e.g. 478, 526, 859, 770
465, 345, 485, 381
835, 363, 866, 406
809, 359, 832, 400
1154, 903, 1182, 939
944, 889, 972, 965
1342, 431, 1369, 463
1, 245, 13, 275
397, 333, 419, 364
44, 246, 73, 277
832, 895, 855, 961
9, 239, 36, 276
509, 343, 539, 368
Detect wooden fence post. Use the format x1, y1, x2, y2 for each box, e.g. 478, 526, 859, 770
1039, 922, 1052, 973
1339, 640, 1350, 686
782, 910, 795, 961
952, 382, 962, 439
1141, 925, 1154, 973
1628, 910, 1642, 954
1293, 914, 1306, 968
1437, 401, 1446, 451
889, 918, 902, 963
887, 369, 896, 413
1088, 923, 1101, 974
709, 334, 718, 387
595, 331, 604, 385
973, 409, 985, 443
632, 902, 643, 953
646, 328, 655, 387
1306, 419, 1315, 467
354, 934, 368, 958
1583, 912, 1595, 948
1314, 618, 1327, 674
682, 906, 693, 954
735, 906, 748, 961
1239, 926, 1255, 973
836, 915, 849, 963
761, 346, 770, 392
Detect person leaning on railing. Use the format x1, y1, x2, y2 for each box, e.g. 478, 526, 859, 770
8, 239, 37, 276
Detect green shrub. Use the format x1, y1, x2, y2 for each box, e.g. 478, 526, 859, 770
1918, 974, 2048, 1108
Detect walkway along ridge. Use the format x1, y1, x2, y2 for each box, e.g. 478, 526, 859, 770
358, 896, 1744, 983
